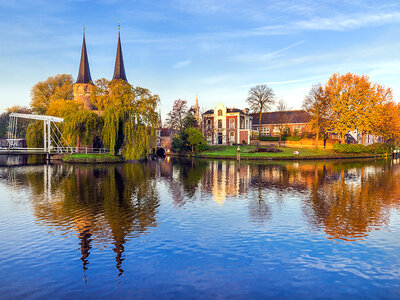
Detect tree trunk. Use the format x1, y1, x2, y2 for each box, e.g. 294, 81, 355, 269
315, 130, 319, 148
258, 110, 262, 139
341, 133, 345, 144
362, 131, 365, 145
192, 144, 194, 154
279, 131, 281, 147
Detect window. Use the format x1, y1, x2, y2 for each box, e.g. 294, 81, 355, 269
207, 119, 212, 130
261, 127, 270, 135
229, 118, 235, 129
218, 109, 223, 116
218, 120, 223, 128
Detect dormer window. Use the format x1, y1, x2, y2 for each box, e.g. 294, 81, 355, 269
218, 109, 223, 116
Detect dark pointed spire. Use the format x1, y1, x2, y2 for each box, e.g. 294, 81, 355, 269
76, 27, 92, 84
112, 25, 127, 81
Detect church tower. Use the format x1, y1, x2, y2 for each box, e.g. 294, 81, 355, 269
112, 25, 127, 82
194, 94, 201, 127
73, 28, 94, 110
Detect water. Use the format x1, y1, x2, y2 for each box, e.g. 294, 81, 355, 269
0, 157, 399, 299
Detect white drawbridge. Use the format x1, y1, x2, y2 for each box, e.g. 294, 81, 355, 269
5, 113, 108, 154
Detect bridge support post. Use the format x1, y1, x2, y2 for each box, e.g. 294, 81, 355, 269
43, 120, 47, 152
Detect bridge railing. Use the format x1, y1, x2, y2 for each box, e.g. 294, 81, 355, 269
0, 147, 111, 154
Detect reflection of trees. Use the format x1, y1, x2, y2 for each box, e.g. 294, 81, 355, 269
304, 160, 400, 241
166, 158, 209, 206
4, 163, 159, 278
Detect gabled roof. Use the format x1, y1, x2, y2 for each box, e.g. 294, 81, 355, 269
227, 108, 243, 113
251, 110, 310, 125
202, 108, 248, 115
112, 31, 127, 81
76, 32, 92, 84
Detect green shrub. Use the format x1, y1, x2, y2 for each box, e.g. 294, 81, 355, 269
197, 142, 210, 152
333, 143, 392, 154
285, 136, 302, 141
259, 136, 280, 141
367, 143, 392, 154
259, 136, 302, 141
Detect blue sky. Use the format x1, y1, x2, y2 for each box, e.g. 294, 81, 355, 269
1, 0, 400, 118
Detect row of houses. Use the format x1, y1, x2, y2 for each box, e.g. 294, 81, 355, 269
157, 99, 382, 150
200, 102, 311, 145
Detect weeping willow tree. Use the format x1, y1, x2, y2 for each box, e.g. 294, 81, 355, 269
63, 109, 103, 147
99, 80, 160, 159
26, 121, 44, 148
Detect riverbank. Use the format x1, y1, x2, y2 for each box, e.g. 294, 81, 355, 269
194, 145, 382, 160
62, 153, 123, 163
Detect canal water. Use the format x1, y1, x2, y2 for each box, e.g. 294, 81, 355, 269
0, 157, 399, 299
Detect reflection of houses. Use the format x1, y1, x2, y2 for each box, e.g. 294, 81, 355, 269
251, 110, 310, 137
202, 103, 253, 145
201, 161, 250, 204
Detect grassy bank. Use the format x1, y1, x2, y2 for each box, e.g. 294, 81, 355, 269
196, 145, 381, 160
62, 153, 123, 163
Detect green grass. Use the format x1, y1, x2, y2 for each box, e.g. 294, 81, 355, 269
62, 153, 123, 163
196, 145, 379, 160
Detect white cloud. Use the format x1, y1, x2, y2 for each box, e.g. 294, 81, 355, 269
173, 59, 191, 68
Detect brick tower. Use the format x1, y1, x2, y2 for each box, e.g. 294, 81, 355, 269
73, 28, 94, 110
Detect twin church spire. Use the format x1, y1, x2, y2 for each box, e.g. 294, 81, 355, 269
76, 26, 127, 84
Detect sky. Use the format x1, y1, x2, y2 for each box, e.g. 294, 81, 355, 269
1, 0, 400, 119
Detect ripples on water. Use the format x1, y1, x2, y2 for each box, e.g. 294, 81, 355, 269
0, 157, 400, 298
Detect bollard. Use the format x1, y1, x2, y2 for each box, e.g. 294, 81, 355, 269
237, 145, 241, 162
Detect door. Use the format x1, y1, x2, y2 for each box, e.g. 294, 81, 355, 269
218, 133, 223, 144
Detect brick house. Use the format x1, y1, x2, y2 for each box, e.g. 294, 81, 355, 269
202, 103, 253, 145
251, 110, 311, 136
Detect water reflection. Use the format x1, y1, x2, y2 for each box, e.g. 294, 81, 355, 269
0, 163, 160, 278
1, 158, 400, 279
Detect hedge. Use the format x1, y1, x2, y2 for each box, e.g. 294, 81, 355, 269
333, 143, 392, 154
259, 136, 302, 141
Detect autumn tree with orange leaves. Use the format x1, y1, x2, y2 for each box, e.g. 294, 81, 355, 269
376, 101, 400, 147
325, 73, 392, 144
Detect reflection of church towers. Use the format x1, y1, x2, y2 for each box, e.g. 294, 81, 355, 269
73, 27, 94, 110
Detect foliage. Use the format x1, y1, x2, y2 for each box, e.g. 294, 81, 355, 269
172, 127, 208, 153
303, 84, 331, 146
166, 99, 188, 132
246, 84, 275, 138
0, 106, 32, 139
46, 99, 80, 118
375, 101, 400, 147
259, 136, 302, 141
325, 73, 392, 144
333, 143, 391, 154
25, 121, 43, 148
62, 153, 123, 163
30, 74, 73, 114
182, 108, 199, 129
101, 81, 160, 159
185, 127, 207, 152
63, 109, 103, 147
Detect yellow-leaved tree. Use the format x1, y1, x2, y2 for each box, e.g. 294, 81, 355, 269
325, 73, 392, 144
